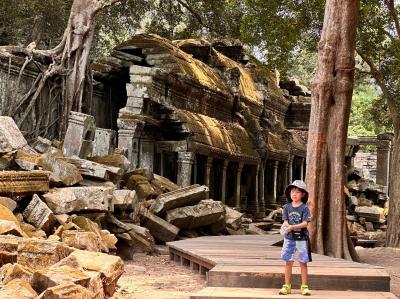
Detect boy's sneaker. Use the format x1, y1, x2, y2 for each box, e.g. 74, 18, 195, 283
301, 284, 311, 296
278, 284, 291, 295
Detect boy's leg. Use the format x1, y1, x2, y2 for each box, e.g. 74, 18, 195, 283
285, 261, 294, 284
299, 262, 308, 285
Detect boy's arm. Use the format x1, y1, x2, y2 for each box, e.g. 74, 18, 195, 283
287, 221, 308, 231
282, 220, 289, 227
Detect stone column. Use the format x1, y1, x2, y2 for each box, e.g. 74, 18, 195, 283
62, 111, 96, 159
376, 137, 391, 192
272, 160, 279, 204
139, 138, 155, 172
283, 161, 289, 187
300, 157, 305, 180
220, 160, 229, 204
92, 128, 116, 157
177, 152, 195, 187
117, 118, 142, 169
204, 156, 213, 187
234, 162, 244, 210
259, 160, 265, 213
160, 150, 165, 177
204, 157, 214, 199
288, 157, 293, 183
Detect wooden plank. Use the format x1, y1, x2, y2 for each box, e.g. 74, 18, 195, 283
190, 287, 397, 299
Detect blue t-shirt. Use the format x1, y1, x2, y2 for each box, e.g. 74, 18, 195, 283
282, 203, 312, 240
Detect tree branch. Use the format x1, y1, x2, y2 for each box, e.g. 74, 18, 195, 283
356, 48, 400, 134
175, 0, 213, 32
384, 0, 400, 38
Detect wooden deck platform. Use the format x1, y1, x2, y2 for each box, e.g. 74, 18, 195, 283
167, 235, 393, 298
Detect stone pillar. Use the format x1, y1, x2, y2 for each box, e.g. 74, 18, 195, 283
300, 157, 305, 180
220, 160, 229, 204
288, 157, 293, 183
259, 160, 265, 213
204, 157, 214, 199
92, 128, 116, 157
117, 118, 143, 169
177, 152, 195, 187
234, 162, 244, 210
192, 155, 197, 184
283, 161, 289, 187
62, 112, 96, 159
272, 160, 279, 204
160, 150, 165, 177
139, 138, 155, 172
376, 137, 391, 192
204, 156, 213, 187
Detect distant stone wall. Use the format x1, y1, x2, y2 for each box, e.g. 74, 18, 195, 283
354, 152, 377, 182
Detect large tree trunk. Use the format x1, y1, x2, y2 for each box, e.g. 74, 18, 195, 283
306, 0, 360, 260
386, 132, 400, 247
14, 0, 121, 138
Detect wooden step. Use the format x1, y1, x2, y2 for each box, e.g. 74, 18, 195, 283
191, 287, 397, 299
207, 264, 390, 292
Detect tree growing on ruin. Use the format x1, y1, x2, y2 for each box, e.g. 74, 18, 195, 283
305, 0, 360, 260
9, 0, 122, 137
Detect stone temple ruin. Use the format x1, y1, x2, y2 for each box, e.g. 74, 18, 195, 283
0, 34, 311, 218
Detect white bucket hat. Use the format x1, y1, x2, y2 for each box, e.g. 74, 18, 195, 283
284, 180, 309, 203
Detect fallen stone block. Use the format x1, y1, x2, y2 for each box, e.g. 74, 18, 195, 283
91, 128, 116, 157
165, 200, 225, 229
0, 263, 33, 284
38, 154, 83, 187
0, 235, 21, 266
20, 222, 46, 239
32, 265, 91, 294
246, 223, 268, 235
0, 171, 49, 195
224, 206, 243, 230
61, 230, 103, 252
103, 212, 154, 255
15, 150, 41, 171
112, 189, 137, 211
71, 216, 110, 252
62, 250, 124, 297
0, 279, 37, 299
208, 215, 226, 234
0, 204, 27, 237
31, 136, 52, 153
355, 206, 381, 223
61, 156, 123, 182
139, 208, 179, 242
42, 186, 113, 213
151, 174, 180, 193
100, 230, 118, 252
0, 196, 17, 211
126, 175, 157, 200
89, 153, 130, 171
0, 116, 28, 154
17, 239, 74, 270
22, 194, 55, 234
151, 184, 209, 214
37, 282, 92, 299
62, 111, 96, 159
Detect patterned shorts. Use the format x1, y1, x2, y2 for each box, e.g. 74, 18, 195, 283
281, 238, 310, 263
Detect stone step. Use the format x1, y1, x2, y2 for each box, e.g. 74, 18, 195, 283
190, 287, 397, 299
207, 264, 390, 292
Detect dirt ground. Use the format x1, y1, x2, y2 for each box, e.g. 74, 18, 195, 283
113, 246, 400, 299
112, 250, 206, 299
356, 246, 400, 298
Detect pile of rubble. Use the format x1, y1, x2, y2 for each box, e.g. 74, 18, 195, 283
0, 115, 265, 297
345, 168, 388, 247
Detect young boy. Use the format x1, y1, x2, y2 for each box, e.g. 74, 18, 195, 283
279, 180, 312, 296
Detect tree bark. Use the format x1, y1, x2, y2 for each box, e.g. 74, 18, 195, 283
306, 0, 360, 260
17, 0, 121, 138
386, 132, 400, 247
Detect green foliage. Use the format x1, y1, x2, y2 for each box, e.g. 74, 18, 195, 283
0, 0, 71, 48
348, 83, 393, 139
